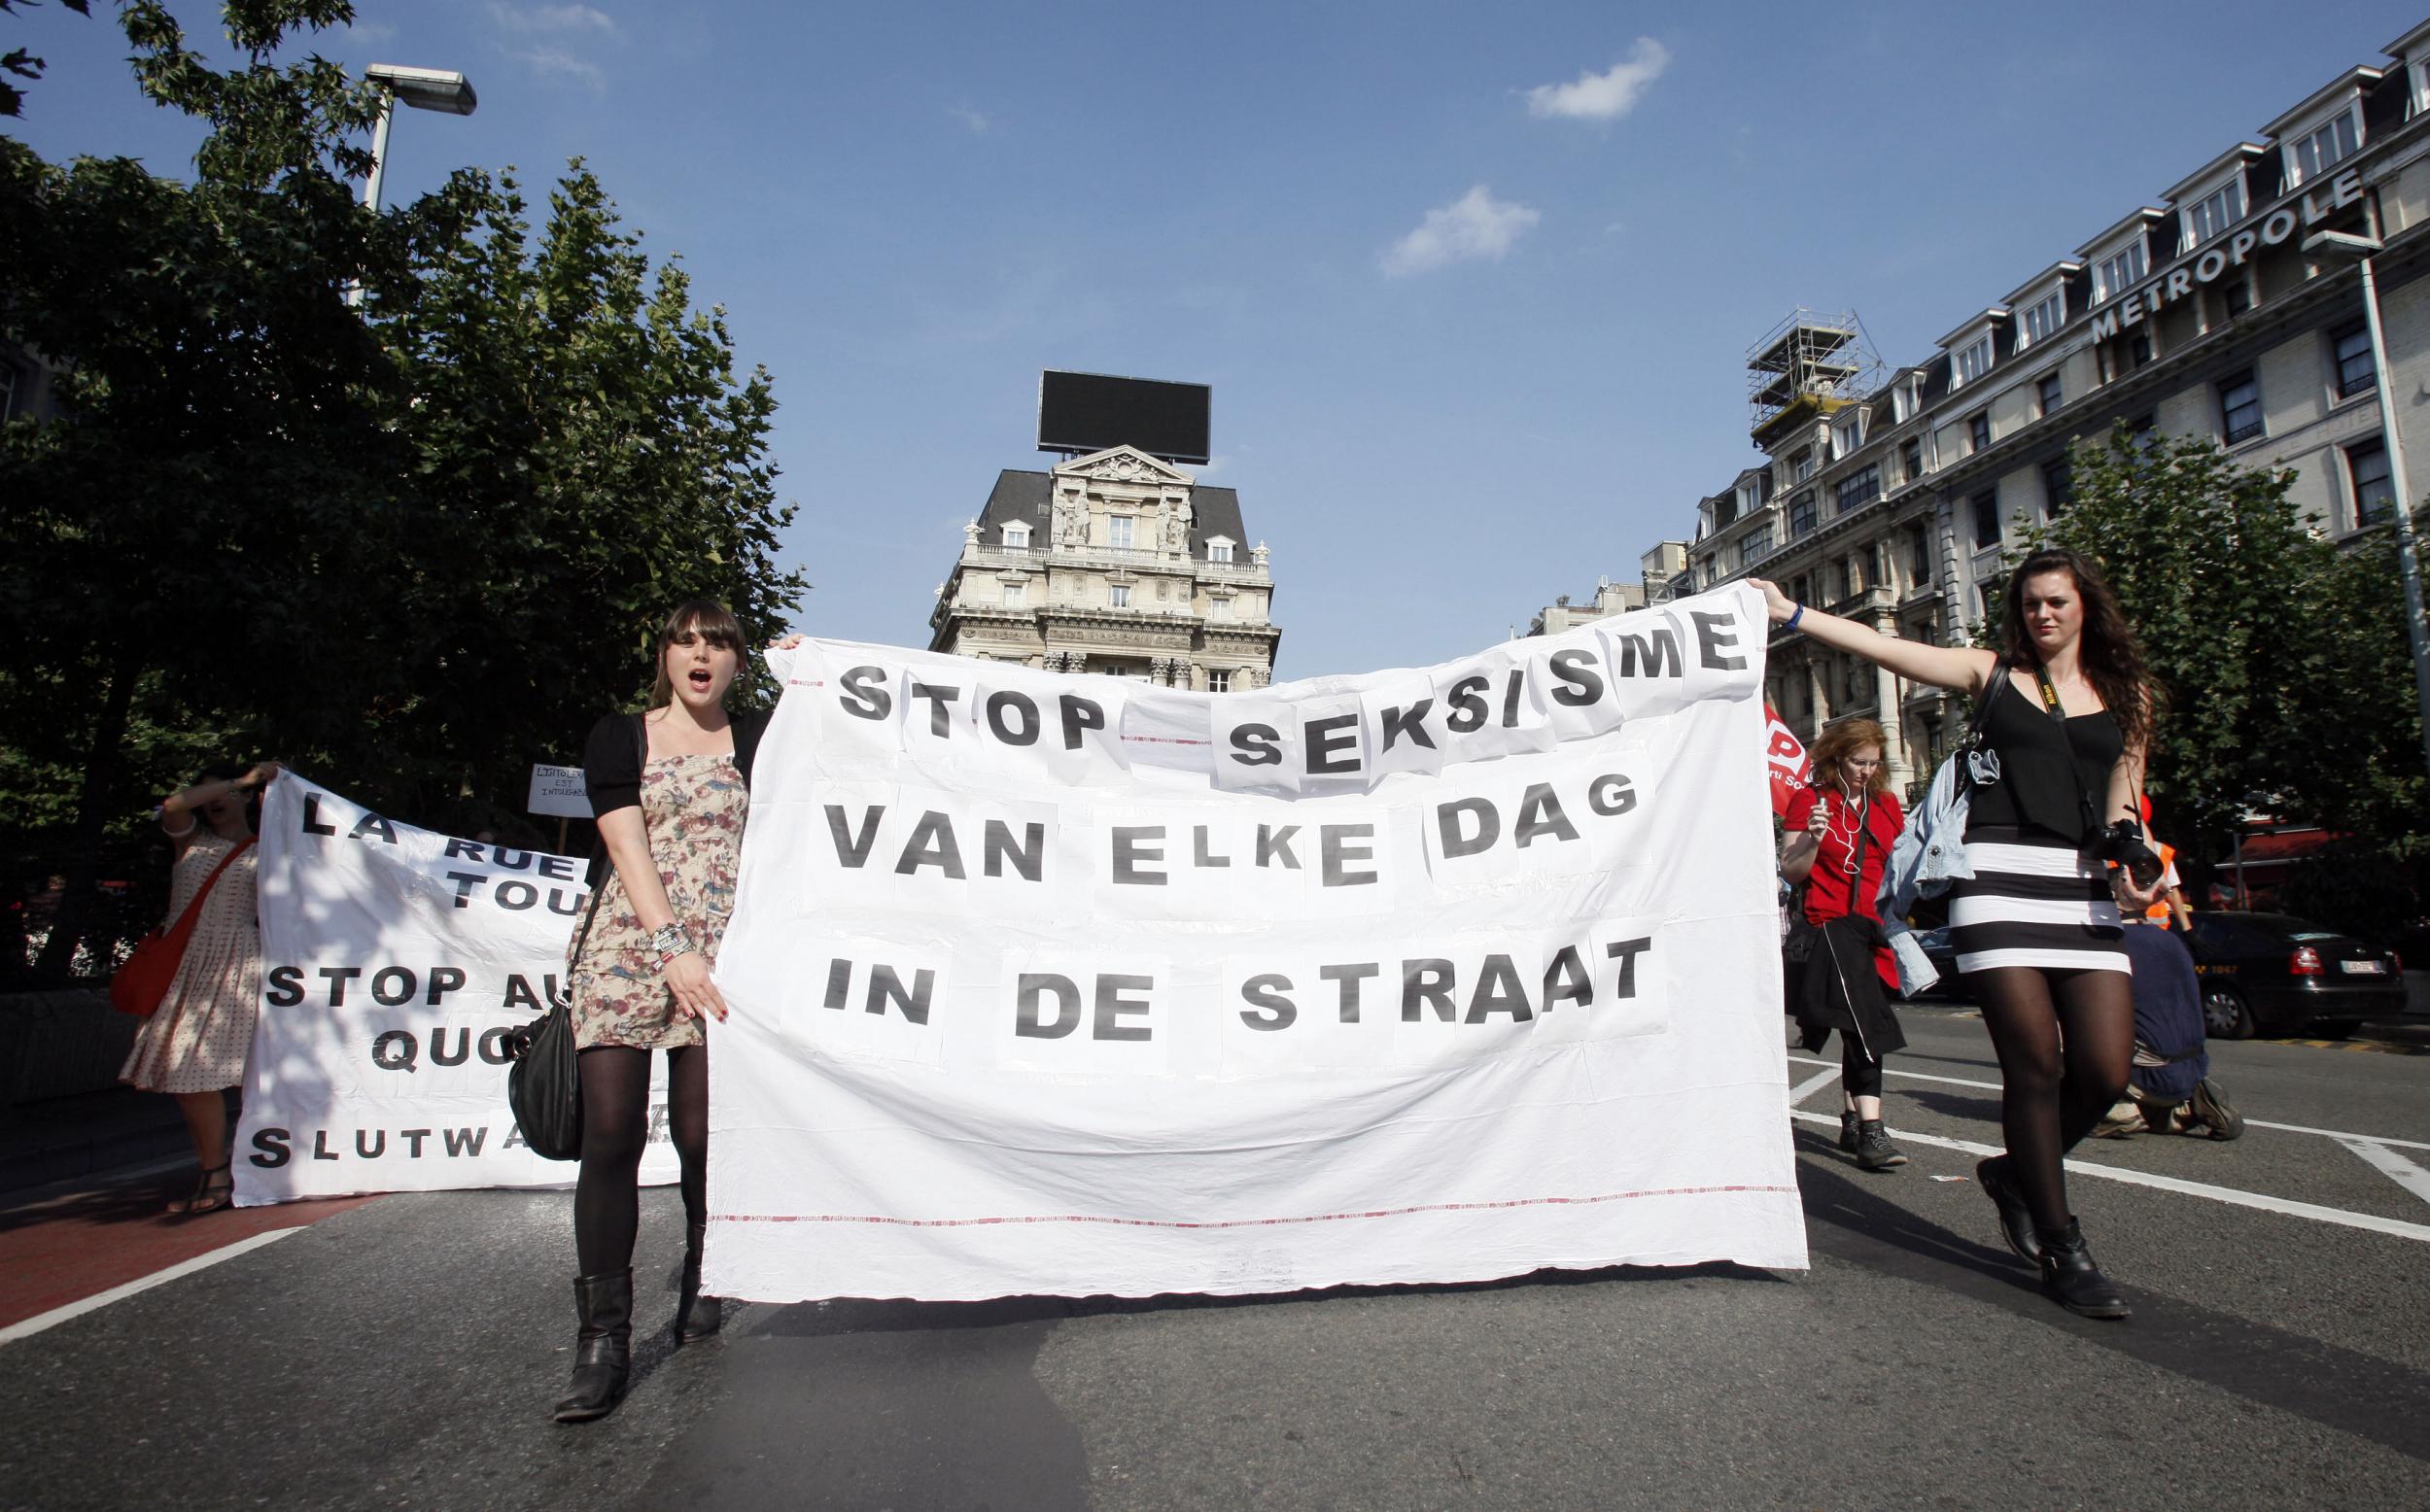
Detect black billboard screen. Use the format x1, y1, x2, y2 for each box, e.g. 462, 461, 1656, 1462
1037, 371, 1211, 464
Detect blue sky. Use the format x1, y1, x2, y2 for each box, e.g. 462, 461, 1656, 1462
8, 0, 2416, 675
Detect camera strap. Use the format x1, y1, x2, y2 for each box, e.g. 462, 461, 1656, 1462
2031, 661, 2123, 845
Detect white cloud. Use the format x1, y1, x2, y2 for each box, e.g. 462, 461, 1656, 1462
1381, 186, 1541, 278
1525, 38, 1670, 121
949, 104, 992, 136
489, 2, 621, 35
517, 46, 606, 91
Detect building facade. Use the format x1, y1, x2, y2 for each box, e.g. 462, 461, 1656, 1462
1649, 19, 2430, 795
1523, 576, 1644, 638
929, 444, 1281, 689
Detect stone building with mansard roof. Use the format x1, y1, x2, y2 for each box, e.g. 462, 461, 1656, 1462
928, 444, 1281, 690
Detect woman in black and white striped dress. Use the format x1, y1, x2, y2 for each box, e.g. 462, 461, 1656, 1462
1752, 550, 2162, 1321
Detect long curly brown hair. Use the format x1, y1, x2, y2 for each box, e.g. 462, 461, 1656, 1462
1998, 549, 2158, 751
1807, 717, 1892, 801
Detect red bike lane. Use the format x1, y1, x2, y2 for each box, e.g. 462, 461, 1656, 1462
0, 1166, 373, 1334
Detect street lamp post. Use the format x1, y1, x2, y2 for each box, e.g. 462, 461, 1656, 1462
2306, 223, 2430, 782
361, 63, 478, 213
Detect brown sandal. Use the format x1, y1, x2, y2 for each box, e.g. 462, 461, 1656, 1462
168, 1162, 233, 1216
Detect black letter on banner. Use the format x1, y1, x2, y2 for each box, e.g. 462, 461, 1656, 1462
909, 682, 961, 737
1229, 724, 1282, 767
1588, 774, 1637, 816
1437, 799, 1498, 858
1111, 827, 1167, 885
1322, 963, 1380, 1022
1604, 937, 1653, 997
1548, 648, 1605, 706
1512, 786, 1580, 847
1543, 945, 1593, 1010
349, 812, 398, 845
547, 888, 585, 916
313, 1131, 338, 1161
867, 967, 933, 1024
1614, 628, 1681, 679
1094, 975, 1154, 1041
1500, 669, 1526, 727
1466, 955, 1533, 1021
443, 838, 484, 861
1443, 675, 1489, 733
1016, 975, 1082, 1038
477, 1028, 517, 1064
250, 1127, 291, 1168
502, 976, 544, 1013
401, 1129, 432, 1157
1303, 714, 1362, 775
444, 1127, 487, 1156
824, 959, 851, 1010
1059, 696, 1106, 750
445, 872, 484, 909
1194, 826, 1231, 868
356, 1130, 387, 1159
427, 967, 466, 1004
895, 812, 967, 878
1381, 700, 1436, 751
301, 794, 337, 836
266, 966, 305, 1007
1321, 824, 1377, 887
320, 966, 362, 1004
497, 881, 537, 911
491, 849, 534, 872
1690, 610, 1747, 671
1256, 824, 1301, 869
538, 855, 577, 880
984, 821, 1044, 881
826, 806, 885, 867
429, 1027, 469, 1067
986, 691, 1040, 745
1238, 975, 1296, 1031
1402, 960, 1456, 1021
839, 666, 893, 720
372, 968, 416, 1006
371, 1030, 415, 1079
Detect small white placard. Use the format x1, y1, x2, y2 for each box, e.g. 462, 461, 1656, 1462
528, 763, 590, 819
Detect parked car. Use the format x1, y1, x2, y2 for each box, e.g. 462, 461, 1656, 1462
2185, 911, 2404, 1040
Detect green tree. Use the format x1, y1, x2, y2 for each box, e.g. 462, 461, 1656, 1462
1, 1, 805, 982
2011, 428, 2428, 936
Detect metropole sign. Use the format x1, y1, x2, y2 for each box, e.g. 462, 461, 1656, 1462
2090, 166, 2367, 341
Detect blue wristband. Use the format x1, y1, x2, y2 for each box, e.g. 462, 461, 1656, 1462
1785, 603, 1805, 632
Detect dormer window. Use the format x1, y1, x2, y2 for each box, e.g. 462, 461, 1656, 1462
1954, 335, 1993, 387
1832, 411, 1865, 458
2181, 178, 2245, 246
2284, 108, 2360, 187
1001, 523, 1030, 549
2093, 241, 2146, 304
2018, 291, 2064, 348
1789, 447, 1815, 483
1207, 536, 1234, 564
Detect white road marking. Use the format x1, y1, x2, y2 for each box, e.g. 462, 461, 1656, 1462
1788, 1112, 2430, 1243
0, 1228, 300, 1348
1787, 1065, 1843, 1107
1786, 1055, 2430, 1151
2337, 1138, 2430, 1211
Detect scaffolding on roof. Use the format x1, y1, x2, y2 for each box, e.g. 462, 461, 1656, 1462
1747, 308, 1884, 449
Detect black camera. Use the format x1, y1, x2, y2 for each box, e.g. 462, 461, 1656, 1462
2086, 820, 2164, 890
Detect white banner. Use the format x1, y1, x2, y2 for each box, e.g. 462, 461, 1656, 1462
708, 584, 1804, 1301
236, 775, 677, 1204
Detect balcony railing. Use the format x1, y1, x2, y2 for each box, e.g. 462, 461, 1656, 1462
963, 542, 1270, 582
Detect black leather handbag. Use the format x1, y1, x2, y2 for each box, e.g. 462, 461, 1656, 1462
505, 878, 602, 1163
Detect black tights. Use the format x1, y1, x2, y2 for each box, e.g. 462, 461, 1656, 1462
573, 1045, 708, 1276
1967, 966, 2135, 1234
1839, 1034, 1883, 1100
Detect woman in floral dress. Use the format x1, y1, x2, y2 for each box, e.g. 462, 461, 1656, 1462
122, 760, 281, 1216
552, 600, 773, 1424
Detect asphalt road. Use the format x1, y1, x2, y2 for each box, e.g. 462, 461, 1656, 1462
3, 1008, 2426, 1511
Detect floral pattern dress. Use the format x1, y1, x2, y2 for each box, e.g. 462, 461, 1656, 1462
122, 831, 260, 1093
566, 754, 747, 1050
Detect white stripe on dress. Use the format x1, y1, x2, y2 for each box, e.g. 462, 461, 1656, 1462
1963, 840, 2104, 879
1959, 946, 2134, 974
1950, 893, 2126, 928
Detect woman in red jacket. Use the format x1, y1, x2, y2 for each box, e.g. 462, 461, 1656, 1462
1781, 717, 1908, 1172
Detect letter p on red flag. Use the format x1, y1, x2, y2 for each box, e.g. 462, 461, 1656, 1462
1763, 704, 1809, 816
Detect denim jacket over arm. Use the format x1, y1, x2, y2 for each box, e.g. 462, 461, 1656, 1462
1876, 752, 1975, 997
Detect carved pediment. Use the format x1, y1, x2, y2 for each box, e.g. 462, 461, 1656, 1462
1053, 445, 1196, 488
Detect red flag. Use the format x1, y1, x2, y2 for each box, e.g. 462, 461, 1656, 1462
1763, 703, 1809, 817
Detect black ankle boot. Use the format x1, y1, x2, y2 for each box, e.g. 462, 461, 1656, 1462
675, 1223, 723, 1343
1837, 1110, 1859, 1152
1854, 1119, 1908, 1170
2035, 1219, 2130, 1320
1975, 1155, 2041, 1265
552, 1270, 634, 1423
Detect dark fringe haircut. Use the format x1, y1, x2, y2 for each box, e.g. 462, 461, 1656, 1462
647, 599, 748, 709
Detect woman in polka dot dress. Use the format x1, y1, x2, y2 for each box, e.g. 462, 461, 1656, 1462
121, 761, 280, 1215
